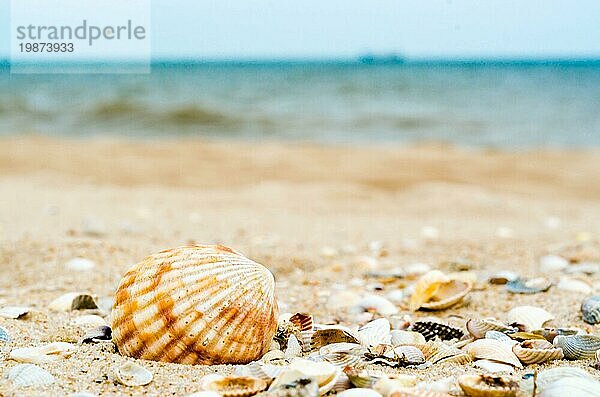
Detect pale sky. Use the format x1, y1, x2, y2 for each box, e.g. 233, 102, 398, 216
2, 0, 600, 60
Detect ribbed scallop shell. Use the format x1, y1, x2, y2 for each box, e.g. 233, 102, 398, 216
512, 339, 563, 364
458, 374, 519, 397
467, 319, 514, 339
464, 339, 523, 368
581, 295, 600, 324
541, 377, 600, 397
553, 334, 600, 360
111, 245, 278, 364
506, 306, 554, 331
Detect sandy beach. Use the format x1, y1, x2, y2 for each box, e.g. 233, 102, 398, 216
1, 136, 599, 396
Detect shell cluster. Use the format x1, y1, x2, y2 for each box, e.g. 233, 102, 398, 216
3, 243, 600, 396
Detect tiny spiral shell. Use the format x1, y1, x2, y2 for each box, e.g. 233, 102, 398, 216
111, 245, 278, 364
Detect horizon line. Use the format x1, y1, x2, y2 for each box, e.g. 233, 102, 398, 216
2, 56, 600, 66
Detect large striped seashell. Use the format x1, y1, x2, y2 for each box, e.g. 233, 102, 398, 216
458, 374, 519, 397
512, 339, 563, 364
111, 245, 278, 364
553, 334, 600, 360
467, 319, 515, 339
464, 339, 523, 368
581, 295, 600, 324
506, 306, 554, 331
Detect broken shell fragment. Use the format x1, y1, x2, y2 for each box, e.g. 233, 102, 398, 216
205, 376, 267, 397
311, 328, 360, 350
581, 295, 600, 324
512, 339, 563, 364
464, 339, 523, 368
0, 326, 9, 343
80, 325, 112, 344
6, 364, 55, 387
10, 342, 77, 364
111, 245, 279, 364
506, 306, 554, 331
458, 374, 519, 397
553, 334, 600, 360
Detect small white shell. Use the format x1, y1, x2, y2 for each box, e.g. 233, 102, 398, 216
556, 277, 592, 294
539, 255, 569, 273
358, 318, 391, 347
507, 306, 554, 331
71, 315, 108, 327
354, 295, 399, 316
10, 342, 77, 364
65, 257, 96, 271
113, 362, 153, 386
0, 306, 30, 319
337, 389, 383, 397
6, 364, 55, 387
473, 359, 514, 374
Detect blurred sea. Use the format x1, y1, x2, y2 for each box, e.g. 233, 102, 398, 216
1, 61, 599, 147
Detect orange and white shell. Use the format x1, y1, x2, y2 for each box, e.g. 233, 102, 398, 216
111, 245, 279, 365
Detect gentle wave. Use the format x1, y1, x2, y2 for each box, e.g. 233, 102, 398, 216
1, 63, 600, 147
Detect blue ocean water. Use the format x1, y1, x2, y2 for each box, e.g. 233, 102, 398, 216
0, 61, 599, 147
